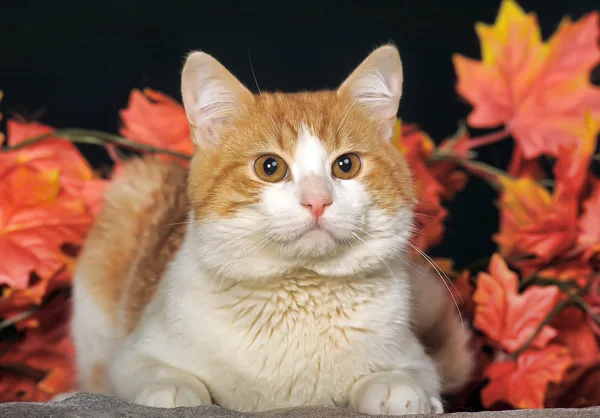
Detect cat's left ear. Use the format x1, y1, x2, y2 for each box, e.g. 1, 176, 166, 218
181, 51, 255, 149
337, 44, 403, 141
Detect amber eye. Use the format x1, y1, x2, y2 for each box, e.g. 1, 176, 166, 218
253, 155, 288, 182
332, 153, 361, 180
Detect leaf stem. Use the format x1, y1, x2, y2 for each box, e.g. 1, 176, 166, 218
0, 129, 192, 161
464, 129, 511, 149
519, 276, 580, 293
513, 297, 573, 358
571, 294, 600, 327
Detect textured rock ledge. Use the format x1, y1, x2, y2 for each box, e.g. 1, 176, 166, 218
1, 393, 599, 417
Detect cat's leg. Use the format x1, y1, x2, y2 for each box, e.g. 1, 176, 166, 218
109, 348, 212, 408
347, 370, 443, 415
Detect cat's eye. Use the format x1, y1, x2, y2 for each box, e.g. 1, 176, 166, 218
332, 153, 361, 180
253, 155, 288, 182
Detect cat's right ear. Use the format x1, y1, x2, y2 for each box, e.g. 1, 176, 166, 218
181, 51, 254, 149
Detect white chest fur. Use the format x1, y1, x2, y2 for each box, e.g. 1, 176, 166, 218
149, 269, 412, 412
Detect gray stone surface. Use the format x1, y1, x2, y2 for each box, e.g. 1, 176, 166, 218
0, 393, 599, 417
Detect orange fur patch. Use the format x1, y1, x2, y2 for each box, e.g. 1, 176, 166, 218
77, 156, 188, 330
188, 91, 414, 220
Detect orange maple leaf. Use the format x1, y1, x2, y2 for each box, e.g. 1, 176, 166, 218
482, 345, 572, 409
474, 254, 560, 353
1, 120, 109, 214
119, 88, 193, 163
495, 115, 597, 262
0, 168, 91, 290
495, 176, 577, 262
454, 0, 600, 159
2, 120, 94, 186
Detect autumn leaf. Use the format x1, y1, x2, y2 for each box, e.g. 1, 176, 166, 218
495, 176, 577, 262
495, 113, 597, 262
0, 294, 75, 402
2, 120, 94, 188
474, 254, 560, 353
553, 113, 598, 203
552, 306, 600, 367
0, 168, 91, 290
520, 259, 595, 288
0, 120, 110, 216
0, 268, 71, 323
454, 0, 600, 158
120, 88, 193, 163
547, 362, 600, 408
482, 345, 572, 409
578, 179, 600, 260
392, 121, 468, 251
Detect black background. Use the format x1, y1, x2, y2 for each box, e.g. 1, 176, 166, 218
1, 0, 597, 265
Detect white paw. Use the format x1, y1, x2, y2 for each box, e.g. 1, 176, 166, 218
354, 381, 443, 415
134, 381, 211, 408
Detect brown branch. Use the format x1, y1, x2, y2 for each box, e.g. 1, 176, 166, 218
519, 276, 580, 293
0, 364, 46, 381
571, 294, 600, 327
0, 287, 71, 332
0, 129, 192, 161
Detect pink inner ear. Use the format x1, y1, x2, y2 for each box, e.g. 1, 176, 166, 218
191, 123, 218, 148
388, 74, 402, 97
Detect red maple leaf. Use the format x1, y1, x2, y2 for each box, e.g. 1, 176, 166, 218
454, 0, 600, 159
482, 345, 572, 409
552, 306, 600, 367
0, 168, 91, 290
0, 294, 75, 402
119, 88, 193, 163
578, 179, 600, 260
473, 254, 560, 353
0, 268, 72, 324
392, 121, 467, 252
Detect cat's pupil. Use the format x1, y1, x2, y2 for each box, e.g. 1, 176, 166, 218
337, 155, 352, 173
263, 158, 279, 176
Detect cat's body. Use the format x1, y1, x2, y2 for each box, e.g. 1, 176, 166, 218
71, 46, 473, 415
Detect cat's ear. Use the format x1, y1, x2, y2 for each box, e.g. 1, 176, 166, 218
337, 45, 403, 141
181, 51, 255, 149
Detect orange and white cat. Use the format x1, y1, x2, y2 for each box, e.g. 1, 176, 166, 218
70, 45, 473, 415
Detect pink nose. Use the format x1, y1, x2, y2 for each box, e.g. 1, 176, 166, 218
301, 196, 332, 221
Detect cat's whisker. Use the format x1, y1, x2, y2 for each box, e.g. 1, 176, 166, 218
248, 51, 281, 139
215, 232, 273, 289
336, 99, 357, 135
408, 242, 464, 327
347, 229, 399, 286
345, 218, 464, 324
216, 232, 274, 293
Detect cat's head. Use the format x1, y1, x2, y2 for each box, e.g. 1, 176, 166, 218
181, 45, 415, 279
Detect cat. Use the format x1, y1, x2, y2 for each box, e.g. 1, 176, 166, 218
70, 44, 473, 415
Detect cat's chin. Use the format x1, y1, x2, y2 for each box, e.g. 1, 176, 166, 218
284, 227, 339, 258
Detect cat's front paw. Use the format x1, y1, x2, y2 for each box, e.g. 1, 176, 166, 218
351, 380, 443, 415
134, 380, 212, 408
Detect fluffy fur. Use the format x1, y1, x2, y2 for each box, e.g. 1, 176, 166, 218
70, 45, 473, 415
